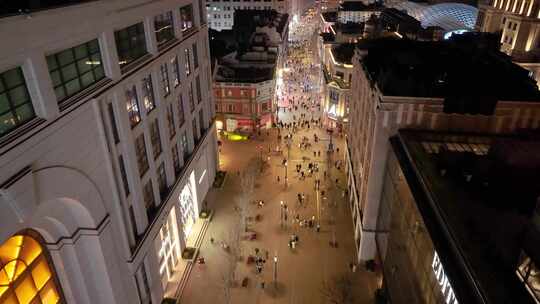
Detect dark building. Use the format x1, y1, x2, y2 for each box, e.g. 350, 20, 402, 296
376, 129, 540, 304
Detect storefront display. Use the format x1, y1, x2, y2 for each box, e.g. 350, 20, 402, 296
178, 171, 199, 240
158, 207, 181, 288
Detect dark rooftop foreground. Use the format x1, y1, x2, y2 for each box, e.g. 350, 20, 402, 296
340, 1, 383, 11
393, 129, 540, 304
332, 43, 356, 64
0, 0, 96, 16
358, 36, 540, 105
215, 66, 275, 83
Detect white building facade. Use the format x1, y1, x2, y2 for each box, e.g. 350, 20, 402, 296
206, 0, 289, 31
0, 0, 218, 303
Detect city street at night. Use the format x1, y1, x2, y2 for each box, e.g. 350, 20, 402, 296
180, 8, 378, 304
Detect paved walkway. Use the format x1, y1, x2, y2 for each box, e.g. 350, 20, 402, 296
179, 9, 378, 304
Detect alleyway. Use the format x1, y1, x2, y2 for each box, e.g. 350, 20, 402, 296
180, 8, 378, 304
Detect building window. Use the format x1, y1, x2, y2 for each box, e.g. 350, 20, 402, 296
180, 5, 194, 32
115, 23, 148, 70
160, 63, 171, 96
150, 119, 162, 159
0, 67, 35, 137
192, 118, 199, 143
192, 43, 199, 69
154, 11, 175, 48
119, 155, 130, 196
171, 56, 180, 87
157, 163, 168, 200
135, 134, 149, 176
129, 205, 139, 240
195, 75, 202, 104
184, 48, 192, 77
142, 75, 156, 113
143, 180, 155, 216
177, 94, 186, 126
198, 0, 206, 25
0, 234, 62, 304
172, 144, 181, 177
135, 262, 150, 302
47, 39, 105, 103
126, 85, 142, 128
181, 132, 189, 160
166, 103, 176, 139
188, 83, 195, 112
198, 108, 205, 134
107, 103, 120, 143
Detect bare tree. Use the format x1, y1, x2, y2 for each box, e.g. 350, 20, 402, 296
320, 274, 356, 304
219, 158, 262, 303
218, 223, 242, 304
236, 157, 261, 232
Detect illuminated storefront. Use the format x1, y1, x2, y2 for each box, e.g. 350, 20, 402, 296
0, 233, 62, 304
179, 171, 199, 240
158, 207, 181, 289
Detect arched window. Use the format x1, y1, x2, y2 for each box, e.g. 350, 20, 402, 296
0, 232, 62, 304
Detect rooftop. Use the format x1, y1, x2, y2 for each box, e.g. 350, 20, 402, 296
215, 66, 275, 83
320, 31, 336, 43
358, 37, 540, 105
392, 129, 540, 304
340, 1, 384, 11
332, 43, 356, 64
334, 21, 365, 34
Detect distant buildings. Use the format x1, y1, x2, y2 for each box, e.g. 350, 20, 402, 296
476, 0, 540, 85
206, 0, 290, 31
378, 129, 540, 304
213, 10, 289, 132
345, 37, 540, 263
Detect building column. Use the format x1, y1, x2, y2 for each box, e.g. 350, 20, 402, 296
24, 52, 59, 120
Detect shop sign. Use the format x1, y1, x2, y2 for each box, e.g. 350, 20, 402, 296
432, 251, 459, 304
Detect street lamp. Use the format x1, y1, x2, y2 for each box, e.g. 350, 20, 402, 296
273, 253, 278, 286
284, 161, 288, 189
280, 201, 284, 227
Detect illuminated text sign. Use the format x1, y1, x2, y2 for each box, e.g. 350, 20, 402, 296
432, 252, 459, 304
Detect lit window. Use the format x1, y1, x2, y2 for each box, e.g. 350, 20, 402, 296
154, 11, 175, 48
171, 56, 180, 87
160, 63, 170, 96
142, 75, 156, 113
184, 48, 192, 76
180, 5, 194, 32
126, 85, 141, 127
114, 23, 148, 71
0, 233, 62, 304
46, 39, 105, 103
0, 67, 35, 137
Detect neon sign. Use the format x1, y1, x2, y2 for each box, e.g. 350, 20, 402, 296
432, 251, 459, 304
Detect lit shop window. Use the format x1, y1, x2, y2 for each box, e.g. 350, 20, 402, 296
0, 234, 62, 304
158, 207, 181, 285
